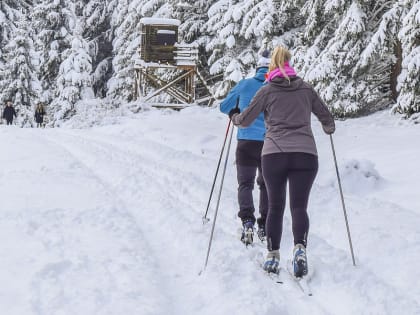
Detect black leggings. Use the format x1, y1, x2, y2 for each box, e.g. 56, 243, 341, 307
262, 153, 318, 251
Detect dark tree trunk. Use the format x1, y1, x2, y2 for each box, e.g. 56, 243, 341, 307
391, 40, 402, 101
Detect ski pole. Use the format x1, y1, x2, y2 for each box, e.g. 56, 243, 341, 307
202, 98, 239, 224
202, 118, 232, 224
200, 122, 235, 274
330, 134, 356, 266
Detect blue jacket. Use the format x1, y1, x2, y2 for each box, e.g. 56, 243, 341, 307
220, 67, 267, 141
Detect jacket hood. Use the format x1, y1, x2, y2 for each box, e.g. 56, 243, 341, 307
254, 67, 268, 82
269, 76, 304, 91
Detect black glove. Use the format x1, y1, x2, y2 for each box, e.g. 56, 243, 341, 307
228, 107, 240, 119
322, 124, 335, 135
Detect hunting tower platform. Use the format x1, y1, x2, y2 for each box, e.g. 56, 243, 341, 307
134, 18, 214, 108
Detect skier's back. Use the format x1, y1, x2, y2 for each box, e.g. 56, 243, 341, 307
220, 49, 271, 245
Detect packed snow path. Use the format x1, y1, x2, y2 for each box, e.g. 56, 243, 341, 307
1, 108, 419, 315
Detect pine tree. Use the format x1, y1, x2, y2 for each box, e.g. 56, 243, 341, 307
82, 0, 113, 98
50, 12, 94, 124
0, 2, 15, 49
392, 0, 420, 118
31, 0, 71, 104
3, 17, 41, 126
203, 0, 296, 98
298, 1, 375, 116
173, 0, 210, 43
0, 2, 40, 126
0, 1, 20, 104
203, 0, 255, 97
290, 0, 418, 117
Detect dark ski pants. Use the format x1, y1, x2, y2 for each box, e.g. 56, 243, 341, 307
236, 140, 268, 225
6, 119, 12, 125
262, 152, 318, 251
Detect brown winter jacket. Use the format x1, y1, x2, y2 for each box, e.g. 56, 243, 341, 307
231, 76, 335, 157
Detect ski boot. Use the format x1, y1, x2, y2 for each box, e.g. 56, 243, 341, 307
240, 220, 254, 246
292, 244, 308, 278
263, 250, 280, 274
256, 218, 266, 242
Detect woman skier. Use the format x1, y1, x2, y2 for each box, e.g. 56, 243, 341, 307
229, 46, 335, 277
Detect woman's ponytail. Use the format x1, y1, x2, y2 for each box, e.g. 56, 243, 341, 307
269, 46, 292, 83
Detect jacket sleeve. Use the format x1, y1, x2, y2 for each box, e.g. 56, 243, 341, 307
13, 108, 17, 117
219, 81, 243, 114
231, 88, 266, 127
311, 89, 335, 134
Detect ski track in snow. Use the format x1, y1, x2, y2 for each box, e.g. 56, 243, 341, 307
49, 126, 420, 315
0, 128, 175, 315
43, 129, 333, 315
41, 133, 182, 315
1, 110, 419, 315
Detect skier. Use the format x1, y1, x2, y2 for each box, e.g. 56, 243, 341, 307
229, 46, 335, 277
2, 100, 17, 125
220, 49, 271, 245
34, 103, 46, 128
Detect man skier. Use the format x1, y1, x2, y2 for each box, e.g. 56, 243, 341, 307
219, 50, 271, 245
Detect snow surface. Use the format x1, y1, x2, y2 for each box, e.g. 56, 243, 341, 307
1, 107, 419, 315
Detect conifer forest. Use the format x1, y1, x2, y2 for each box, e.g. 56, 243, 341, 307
0, 0, 419, 126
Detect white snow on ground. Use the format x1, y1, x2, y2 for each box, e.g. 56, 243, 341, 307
0, 107, 419, 315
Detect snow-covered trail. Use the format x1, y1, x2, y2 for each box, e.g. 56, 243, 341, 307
1, 107, 419, 315
0, 127, 182, 315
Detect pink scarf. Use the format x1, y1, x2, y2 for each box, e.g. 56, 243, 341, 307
266, 62, 297, 81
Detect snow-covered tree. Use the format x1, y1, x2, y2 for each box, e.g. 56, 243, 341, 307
2, 18, 41, 126
203, 0, 302, 98
289, 0, 415, 117
0, 12, 11, 106
204, 0, 261, 85
0, 3, 40, 126
32, 0, 72, 104
172, 0, 210, 43
50, 16, 94, 124
296, 1, 375, 115
392, 0, 420, 119
0, 1, 20, 104
0, 0, 417, 124
81, 0, 113, 98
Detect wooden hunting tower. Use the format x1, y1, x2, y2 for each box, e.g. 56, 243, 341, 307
139, 18, 179, 64
134, 18, 214, 108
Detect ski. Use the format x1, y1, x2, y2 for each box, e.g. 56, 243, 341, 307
286, 260, 313, 296
264, 267, 284, 284
293, 276, 312, 296
257, 253, 283, 283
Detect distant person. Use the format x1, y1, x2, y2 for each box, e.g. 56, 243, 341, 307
219, 49, 271, 246
229, 46, 335, 277
34, 103, 46, 128
2, 100, 17, 125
